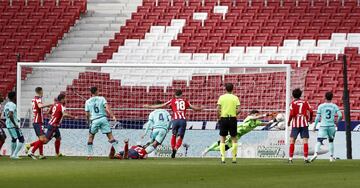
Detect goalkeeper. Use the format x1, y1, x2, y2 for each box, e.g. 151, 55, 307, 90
202, 110, 275, 156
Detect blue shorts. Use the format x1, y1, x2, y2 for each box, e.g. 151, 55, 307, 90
7, 127, 23, 140
128, 149, 140, 159
172, 119, 186, 138
318, 126, 336, 140
33, 123, 45, 136
290, 127, 309, 139
89, 117, 111, 135
45, 125, 61, 140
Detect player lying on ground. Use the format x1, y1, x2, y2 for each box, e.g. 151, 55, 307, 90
311, 91, 342, 162
109, 139, 148, 160
288, 88, 313, 164
25, 87, 53, 159
202, 110, 276, 156
141, 100, 171, 154
0, 95, 7, 156
144, 89, 202, 158
86, 86, 121, 160
27, 94, 77, 159
3, 92, 24, 159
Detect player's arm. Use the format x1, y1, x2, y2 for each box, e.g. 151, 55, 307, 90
336, 108, 343, 126
105, 103, 116, 121
63, 112, 77, 119
287, 108, 293, 127
85, 111, 91, 125
37, 102, 53, 109
313, 112, 321, 131
217, 104, 221, 119
189, 104, 202, 111
141, 114, 154, 139
307, 102, 314, 123
143, 102, 168, 109
8, 111, 19, 129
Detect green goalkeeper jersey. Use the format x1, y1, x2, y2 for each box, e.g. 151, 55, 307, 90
236, 116, 263, 139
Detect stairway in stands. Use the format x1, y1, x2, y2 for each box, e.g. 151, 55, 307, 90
20, 0, 142, 117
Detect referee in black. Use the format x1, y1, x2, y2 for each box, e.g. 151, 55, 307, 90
217, 83, 241, 163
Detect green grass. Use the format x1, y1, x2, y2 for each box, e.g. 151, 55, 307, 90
0, 157, 359, 188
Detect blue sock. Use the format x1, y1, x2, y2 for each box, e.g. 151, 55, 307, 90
87, 143, 93, 157
13, 142, 24, 158
11, 142, 17, 157
329, 142, 334, 157
145, 145, 156, 154
110, 140, 120, 153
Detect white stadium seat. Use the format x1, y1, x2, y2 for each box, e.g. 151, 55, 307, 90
261, 46, 277, 54
150, 26, 165, 33
229, 46, 245, 54
124, 39, 139, 46
283, 40, 299, 47
192, 53, 208, 61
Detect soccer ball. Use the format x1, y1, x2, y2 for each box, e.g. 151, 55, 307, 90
275, 113, 285, 122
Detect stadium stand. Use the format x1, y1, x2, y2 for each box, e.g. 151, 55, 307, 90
0, 0, 87, 97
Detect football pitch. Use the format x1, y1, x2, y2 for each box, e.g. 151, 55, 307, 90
1, 157, 359, 188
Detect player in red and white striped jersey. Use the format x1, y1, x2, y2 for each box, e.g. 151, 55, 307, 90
25, 87, 52, 159
144, 89, 202, 158
287, 88, 314, 163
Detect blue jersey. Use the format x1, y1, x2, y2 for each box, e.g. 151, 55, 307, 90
315, 102, 342, 127
3, 101, 19, 128
144, 109, 171, 135
85, 96, 108, 121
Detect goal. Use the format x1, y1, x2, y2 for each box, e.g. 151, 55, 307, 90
17, 63, 296, 157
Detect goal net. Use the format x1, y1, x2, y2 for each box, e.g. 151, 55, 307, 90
17, 63, 297, 157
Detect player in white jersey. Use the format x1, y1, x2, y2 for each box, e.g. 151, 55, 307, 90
311, 92, 342, 162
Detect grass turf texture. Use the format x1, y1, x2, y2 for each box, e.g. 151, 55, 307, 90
0, 157, 359, 188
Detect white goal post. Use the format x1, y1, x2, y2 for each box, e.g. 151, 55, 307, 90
16, 63, 292, 157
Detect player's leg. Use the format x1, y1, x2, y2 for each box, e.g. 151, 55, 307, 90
300, 127, 310, 163
288, 127, 300, 162
171, 120, 179, 151
328, 127, 336, 162
54, 128, 62, 157
219, 118, 229, 163
7, 128, 18, 158
112, 139, 129, 159
87, 120, 99, 159
0, 128, 6, 155
101, 118, 121, 153
146, 129, 166, 154
175, 120, 186, 150
229, 118, 238, 163
311, 127, 327, 162
12, 129, 24, 159
27, 123, 46, 159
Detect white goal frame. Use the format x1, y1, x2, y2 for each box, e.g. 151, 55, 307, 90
17, 62, 292, 145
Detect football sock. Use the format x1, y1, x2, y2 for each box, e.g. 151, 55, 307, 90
315, 142, 321, 155
220, 143, 226, 161
207, 142, 220, 152
289, 143, 295, 159
87, 142, 93, 156
304, 143, 309, 159
110, 140, 120, 153
14, 142, 24, 158
55, 140, 61, 155
11, 141, 17, 156
171, 135, 176, 150
124, 142, 129, 158
329, 142, 334, 157
145, 145, 155, 154
231, 143, 238, 161
31, 140, 41, 154
39, 142, 44, 156
175, 137, 183, 150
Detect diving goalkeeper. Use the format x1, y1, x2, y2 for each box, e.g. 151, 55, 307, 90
202, 110, 276, 156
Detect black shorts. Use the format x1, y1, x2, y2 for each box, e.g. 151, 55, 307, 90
290, 127, 309, 139
172, 119, 187, 138
45, 125, 61, 140
219, 117, 237, 137
33, 123, 45, 137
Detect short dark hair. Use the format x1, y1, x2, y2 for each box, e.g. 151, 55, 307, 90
225, 83, 234, 92
57, 93, 66, 101
175, 89, 182, 97
250, 110, 260, 115
325, 91, 333, 101
90, 86, 98, 94
292, 88, 302, 99
154, 100, 162, 105
8, 91, 16, 100
35, 87, 43, 93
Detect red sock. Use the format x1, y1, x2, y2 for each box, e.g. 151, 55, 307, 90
39, 142, 44, 155
304, 143, 309, 158
175, 137, 183, 150
0, 140, 4, 150
55, 140, 61, 155
31, 140, 41, 153
124, 142, 129, 158
171, 134, 176, 150
289, 143, 295, 158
